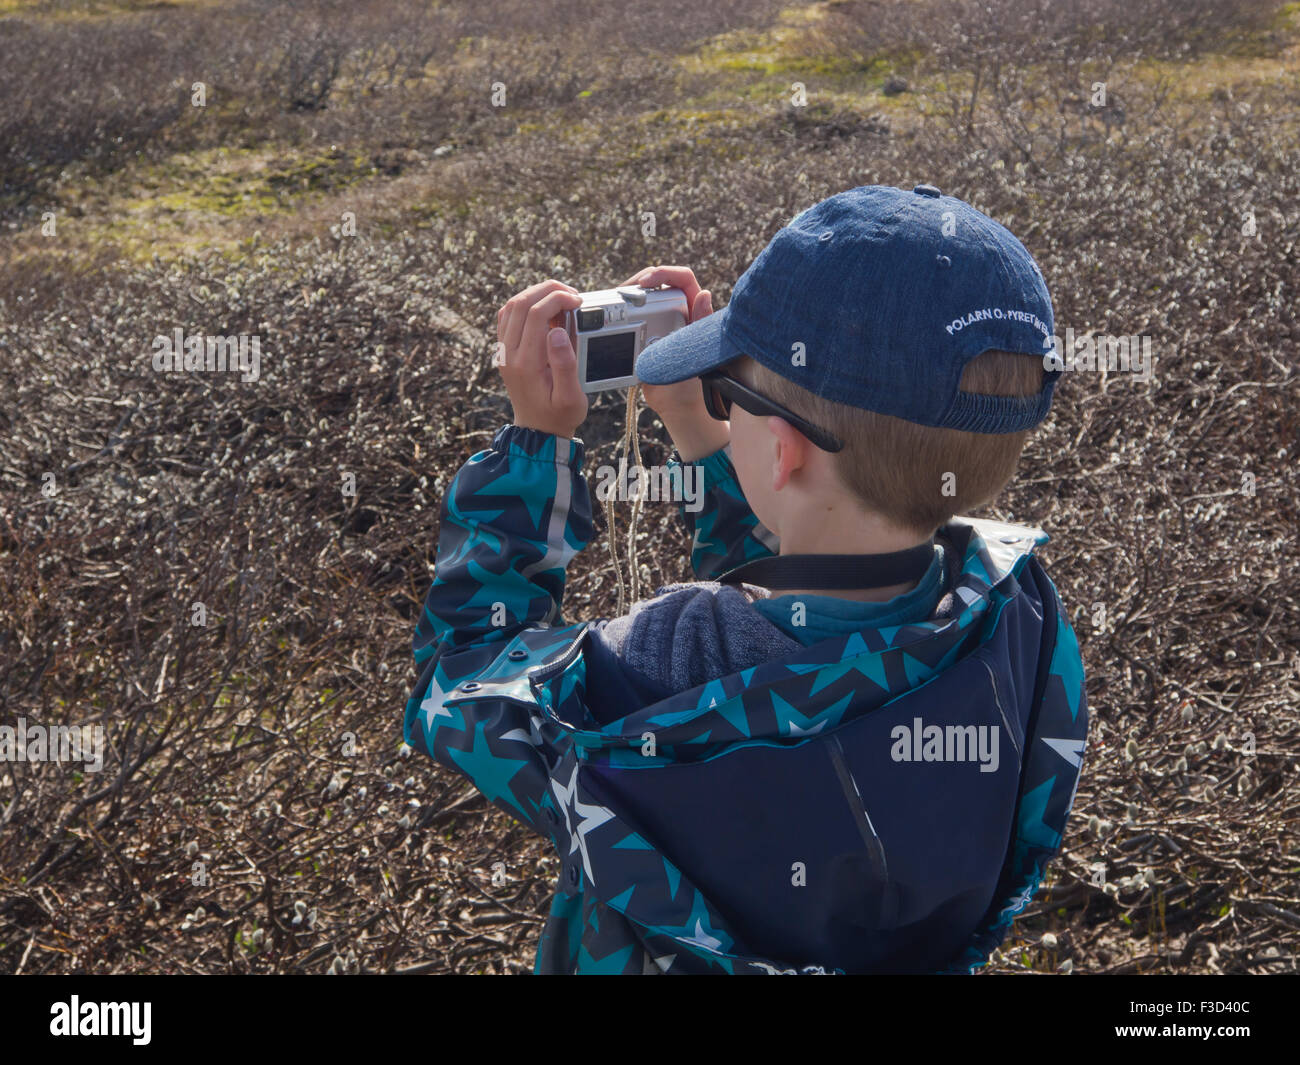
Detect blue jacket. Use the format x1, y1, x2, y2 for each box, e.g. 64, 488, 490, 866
404, 424, 1089, 974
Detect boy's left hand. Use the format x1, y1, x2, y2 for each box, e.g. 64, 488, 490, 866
496, 279, 587, 439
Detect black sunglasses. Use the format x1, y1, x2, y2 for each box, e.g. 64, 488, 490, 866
700, 370, 843, 452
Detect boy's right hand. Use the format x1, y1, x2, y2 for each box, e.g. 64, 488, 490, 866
622, 265, 730, 461
622, 265, 714, 414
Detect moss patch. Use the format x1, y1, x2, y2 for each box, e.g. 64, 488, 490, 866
22, 144, 381, 263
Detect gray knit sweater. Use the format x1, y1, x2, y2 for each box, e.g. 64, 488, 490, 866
594, 582, 798, 695
590, 537, 962, 699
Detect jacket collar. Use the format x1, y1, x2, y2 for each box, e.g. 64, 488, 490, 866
442, 517, 1047, 749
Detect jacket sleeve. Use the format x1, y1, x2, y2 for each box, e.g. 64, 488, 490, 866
939, 561, 1089, 973
667, 444, 779, 581
403, 424, 595, 836
415, 424, 593, 651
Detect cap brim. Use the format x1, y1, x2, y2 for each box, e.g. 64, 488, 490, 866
634, 305, 742, 384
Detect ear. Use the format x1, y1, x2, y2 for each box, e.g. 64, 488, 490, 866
767, 416, 811, 492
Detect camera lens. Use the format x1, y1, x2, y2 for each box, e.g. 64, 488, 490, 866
577, 309, 604, 332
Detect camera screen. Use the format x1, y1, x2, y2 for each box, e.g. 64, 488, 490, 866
586, 332, 636, 382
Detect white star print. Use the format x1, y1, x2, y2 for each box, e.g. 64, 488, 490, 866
1043, 737, 1086, 768
420, 673, 455, 731
550, 763, 614, 887
641, 951, 677, 974
682, 918, 723, 954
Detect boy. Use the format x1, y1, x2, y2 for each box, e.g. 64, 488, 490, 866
404, 184, 1089, 974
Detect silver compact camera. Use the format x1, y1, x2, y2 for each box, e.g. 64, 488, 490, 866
564, 284, 688, 393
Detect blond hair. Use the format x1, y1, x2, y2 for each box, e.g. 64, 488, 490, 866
739, 351, 1044, 537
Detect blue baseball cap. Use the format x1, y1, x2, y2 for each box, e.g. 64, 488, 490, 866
634, 184, 1059, 433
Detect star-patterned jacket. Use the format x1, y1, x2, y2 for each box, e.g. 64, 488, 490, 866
403, 424, 1089, 974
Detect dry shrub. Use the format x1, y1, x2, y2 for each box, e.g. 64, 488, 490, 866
0, 0, 1296, 974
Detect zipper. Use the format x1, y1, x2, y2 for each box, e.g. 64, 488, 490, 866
826, 734, 889, 885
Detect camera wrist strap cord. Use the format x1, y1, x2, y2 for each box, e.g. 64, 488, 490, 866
603, 384, 645, 616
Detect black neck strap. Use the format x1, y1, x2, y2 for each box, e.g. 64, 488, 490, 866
719, 540, 935, 591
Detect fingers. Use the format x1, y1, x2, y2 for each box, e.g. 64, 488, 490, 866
506, 287, 582, 376
499, 278, 576, 348
498, 279, 578, 354
622, 265, 702, 311
546, 326, 582, 405
691, 288, 713, 324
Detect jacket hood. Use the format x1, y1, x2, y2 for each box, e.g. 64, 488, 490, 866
562, 518, 1043, 755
